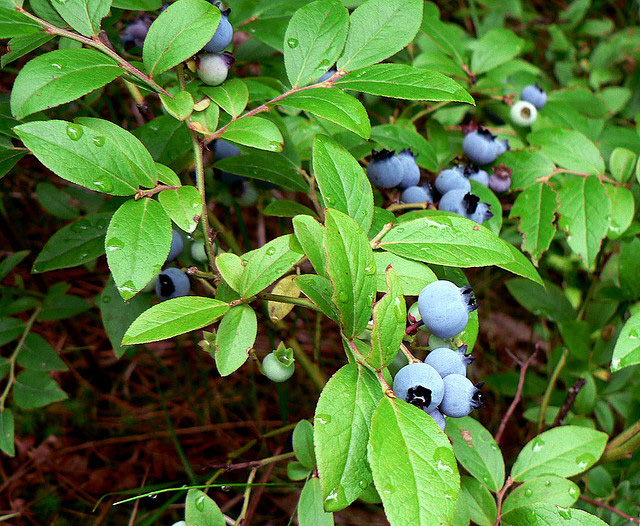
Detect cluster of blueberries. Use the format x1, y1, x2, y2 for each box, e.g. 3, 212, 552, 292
121, 2, 235, 87
366, 127, 511, 225
510, 83, 548, 127
393, 280, 485, 430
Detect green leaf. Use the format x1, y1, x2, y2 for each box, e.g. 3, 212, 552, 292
122, 296, 230, 344
557, 175, 611, 270
156, 162, 182, 187
502, 503, 608, 526
0, 250, 29, 281
185, 489, 225, 526
335, 64, 473, 104
606, 185, 634, 239
0, 409, 14, 456
618, 238, 640, 300
0, 318, 24, 347
34, 182, 80, 220
106, 199, 171, 300
133, 116, 192, 171
13, 370, 67, 409
510, 426, 607, 482
143, 0, 219, 77
460, 477, 497, 526
279, 88, 370, 138
293, 419, 316, 470
313, 135, 374, 232
264, 200, 318, 219
324, 208, 376, 338
609, 147, 636, 183
32, 213, 110, 273
10, 49, 122, 119
295, 275, 339, 322
52, 0, 111, 36
100, 277, 151, 358
419, 5, 464, 64
293, 215, 326, 276
314, 364, 383, 510
505, 278, 576, 322
158, 186, 202, 233
159, 91, 194, 121
220, 116, 283, 152
215, 252, 244, 292
367, 266, 405, 370
495, 243, 544, 286
378, 212, 514, 267
368, 397, 459, 525
611, 311, 640, 372
17, 333, 67, 371
470, 28, 524, 74
502, 150, 556, 190
373, 252, 435, 295
445, 417, 505, 493
337, 0, 423, 72
528, 128, 605, 176
298, 478, 334, 526
510, 183, 559, 265
0, 7, 42, 38
0, 145, 25, 179
202, 78, 249, 118
501, 476, 579, 515
215, 304, 256, 376
370, 124, 438, 172
215, 151, 309, 192
284, 0, 348, 87
239, 235, 304, 298
14, 120, 140, 195
1, 33, 54, 68
190, 102, 220, 136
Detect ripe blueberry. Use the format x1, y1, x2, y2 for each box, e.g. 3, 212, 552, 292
466, 196, 493, 224
213, 139, 244, 184
317, 68, 337, 83
417, 280, 477, 338
197, 51, 235, 86
510, 100, 537, 127
155, 267, 190, 300
121, 18, 150, 48
424, 345, 474, 378
520, 83, 547, 109
401, 184, 434, 204
393, 362, 444, 413
439, 375, 486, 418
463, 127, 499, 165
427, 408, 446, 430
262, 352, 295, 382
236, 181, 259, 207
439, 190, 493, 224
397, 149, 421, 189
464, 165, 489, 186
489, 172, 511, 193
167, 229, 184, 262
494, 138, 510, 156
203, 4, 233, 53
191, 240, 217, 262
367, 149, 403, 189
438, 188, 469, 216
435, 167, 471, 194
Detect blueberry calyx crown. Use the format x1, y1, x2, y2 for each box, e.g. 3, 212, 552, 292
212, 0, 232, 14
476, 126, 496, 141
399, 148, 417, 159
462, 164, 480, 177
462, 193, 480, 214
456, 344, 476, 366
471, 382, 486, 409
406, 385, 432, 410
371, 149, 396, 161
158, 273, 176, 297
460, 285, 479, 312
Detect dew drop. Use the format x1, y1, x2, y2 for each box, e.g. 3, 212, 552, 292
118, 280, 136, 293
221, 485, 231, 492
323, 485, 346, 512
433, 447, 454, 474
315, 413, 331, 424
358, 480, 368, 490
575, 453, 595, 470
557, 507, 572, 520
268, 141, 281, 151
70, 220, 89, 233
568, 486, 577, 496
629, 328, 639, 339
338, 291, 349, 303
106, 238, 125, 251
103, 295, 111, 303
52, 62, 62, 69
364, 265, 375, 275
524, 488, 533, 497
532, 437, 545, 453
92, 136, 105, 147
66, 123, 83, 140
266, 246, 276, 256
195, 494, 206, 511
382, 485, 396, 495
395, 227, 404, 234
93, 178, 114, 192
545, 480, 552, 487
287, 38, 299, 48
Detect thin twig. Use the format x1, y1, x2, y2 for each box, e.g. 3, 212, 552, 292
579, 495, 640, 524
493, 476, 514, 526
495, 347, 538, 445
551, 377, 586, 428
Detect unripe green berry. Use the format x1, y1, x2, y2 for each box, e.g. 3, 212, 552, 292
263, 352, 295, 382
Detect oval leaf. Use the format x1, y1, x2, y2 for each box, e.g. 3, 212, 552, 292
158, 185, 202, 233
215, 304, 256, 376
220, 116, 283, 151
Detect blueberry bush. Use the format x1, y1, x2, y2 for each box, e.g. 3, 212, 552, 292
2, 0, 640, 524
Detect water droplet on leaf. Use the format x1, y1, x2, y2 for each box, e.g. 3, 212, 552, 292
287, 38, 299, 48
66, 123, 83, 140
